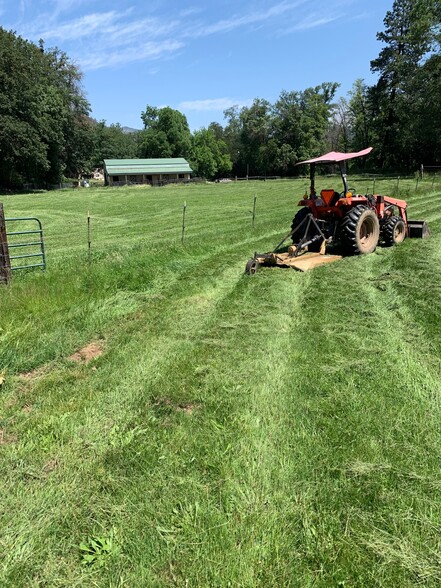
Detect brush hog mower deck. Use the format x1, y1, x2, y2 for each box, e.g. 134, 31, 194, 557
245, 147, 429, 274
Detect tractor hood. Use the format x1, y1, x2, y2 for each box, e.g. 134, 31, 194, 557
297, 147, 373, 165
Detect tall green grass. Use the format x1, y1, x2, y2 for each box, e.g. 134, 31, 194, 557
1, 178, 441, 586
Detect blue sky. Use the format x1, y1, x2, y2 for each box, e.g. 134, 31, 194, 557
2, 0, 393, 131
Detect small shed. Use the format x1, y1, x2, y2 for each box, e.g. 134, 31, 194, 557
103, 158, 192, 186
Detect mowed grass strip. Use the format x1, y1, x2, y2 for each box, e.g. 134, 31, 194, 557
1, 180, 441, 586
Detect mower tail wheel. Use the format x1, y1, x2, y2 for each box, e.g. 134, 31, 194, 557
340, 205, 380, 255
382, 216, 406, 246
245, 258, 260, 275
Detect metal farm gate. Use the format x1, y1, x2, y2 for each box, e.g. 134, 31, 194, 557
0, 203, 46, 284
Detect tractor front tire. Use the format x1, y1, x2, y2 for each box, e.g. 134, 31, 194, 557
290, 207, 321, 252
340, 205, 380, 255
382, 216, 406, 246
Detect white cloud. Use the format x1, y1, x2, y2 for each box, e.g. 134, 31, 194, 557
179, 98, 253, 111
188, 1, 307, 38
39, 9, 179, 43
52, 0, 90, 13
281, 6, 368, 33
288, 14, 340, 31
31, 8, 185, 70
179, 6, 204, 18
40, 11, 118, 41
9, 0, 350, 72
82, 40, 184, 71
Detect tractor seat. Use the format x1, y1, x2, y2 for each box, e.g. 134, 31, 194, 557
320, 189, 340, 206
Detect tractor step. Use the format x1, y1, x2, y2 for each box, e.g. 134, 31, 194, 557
408, 220, 430, 238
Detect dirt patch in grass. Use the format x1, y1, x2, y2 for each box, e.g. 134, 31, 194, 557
153, 397, 199, 415
0, 429, 18, 445
20, 365, 48, 381
69, 341, 104, 364
17, 341, 104, 379
42, 459, 59, 475
176, 402, 198, 415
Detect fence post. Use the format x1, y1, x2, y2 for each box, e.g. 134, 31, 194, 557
181, 201, 187, 243
252, 194, 257, 228
0, 203, 11, 284
87, 210, 91, 261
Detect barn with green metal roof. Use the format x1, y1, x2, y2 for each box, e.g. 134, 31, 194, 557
103, 158, 193, 186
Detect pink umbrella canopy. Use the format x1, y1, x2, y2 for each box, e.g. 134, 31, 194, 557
296, 147, 373, 165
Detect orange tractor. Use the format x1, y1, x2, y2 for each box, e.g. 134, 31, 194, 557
245, 147, 429, 273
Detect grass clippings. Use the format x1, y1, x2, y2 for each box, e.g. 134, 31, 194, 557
1, 179, 441, 587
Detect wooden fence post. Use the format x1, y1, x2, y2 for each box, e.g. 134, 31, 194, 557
87, 210, 91, 262
181, 201, 187, 243
0, 203, 11, 284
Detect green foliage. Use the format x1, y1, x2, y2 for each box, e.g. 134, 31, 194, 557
89, 121, 139, 168
369, 0, 441, 168
411, 54, 441, 164
348, 79, 374, 153
0, 29, 91, 187
327, 97, 350, 152
191, 127, 232, 179
139, 105, 192, 159
79, 533, 118, 567
222, 84, 339, 177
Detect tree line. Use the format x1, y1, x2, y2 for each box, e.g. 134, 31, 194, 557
0, 0, 440, 188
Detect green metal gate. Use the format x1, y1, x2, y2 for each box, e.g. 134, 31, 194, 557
5, 216, 46, 271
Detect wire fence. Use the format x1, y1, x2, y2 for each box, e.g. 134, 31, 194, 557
1, 172, 441, 280
109, 177, 205, 188
7, 169, 441, 195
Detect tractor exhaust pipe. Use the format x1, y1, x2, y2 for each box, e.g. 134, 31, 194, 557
408, 220, 430, 238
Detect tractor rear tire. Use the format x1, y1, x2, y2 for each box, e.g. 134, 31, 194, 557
290, 207, 321, 252
340, 205, 380, 255
382, 216, 406, 246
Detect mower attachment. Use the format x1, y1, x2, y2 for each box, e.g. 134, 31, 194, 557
245, 250, 342, 273
245, 211, 342, 273
407, 220, 430, 239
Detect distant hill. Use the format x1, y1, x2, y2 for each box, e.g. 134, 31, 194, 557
121, 126, 140, 134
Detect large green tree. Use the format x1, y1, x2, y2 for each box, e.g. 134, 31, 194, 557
90, 121, 139, 168
326, 97, 352, 153
221, 84, 338, 178
370, 0, 441, 168
410, 54, 441, 165
139, 106, 192, 159
272, 83, 339, 170
0, 29, 91, 186
238, 98, 274, 176
347, 80, 373, 153
190, 128, 232, 179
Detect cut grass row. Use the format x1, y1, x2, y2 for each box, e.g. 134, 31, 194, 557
1, 179, 441, 586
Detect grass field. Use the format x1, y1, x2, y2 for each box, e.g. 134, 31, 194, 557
1, 176, 441, 587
